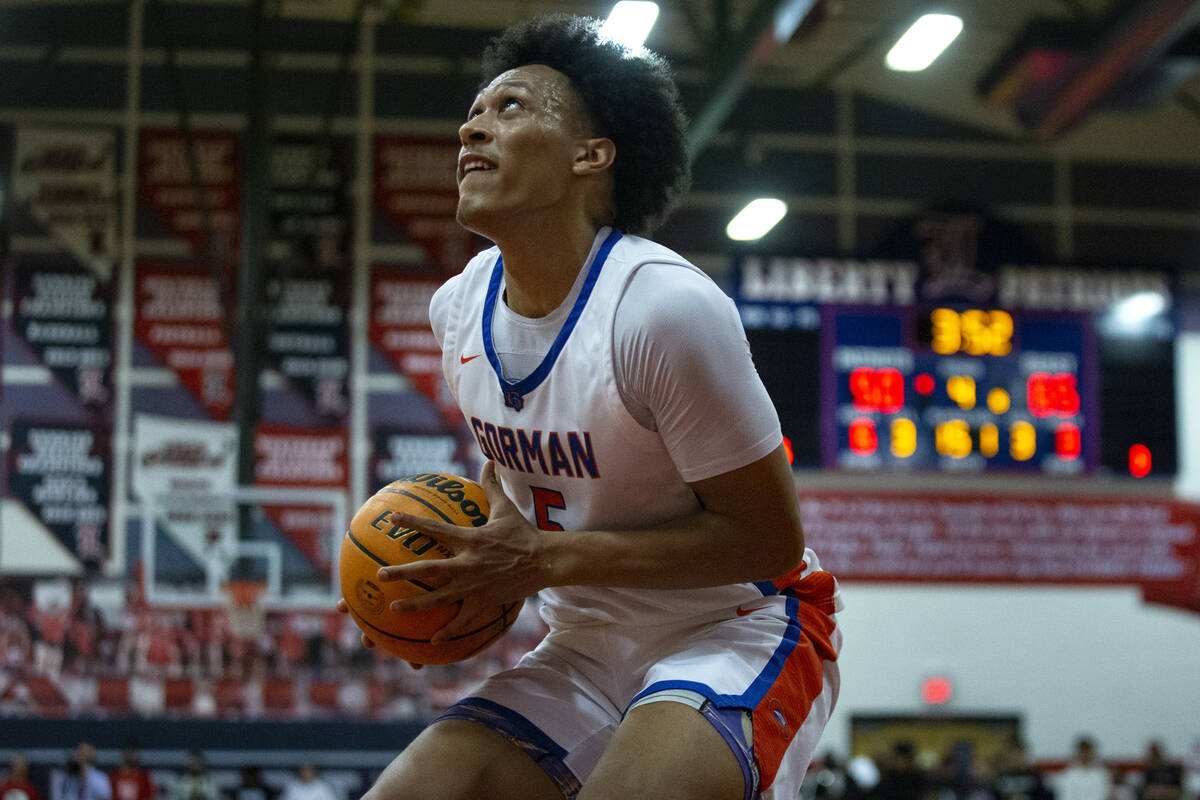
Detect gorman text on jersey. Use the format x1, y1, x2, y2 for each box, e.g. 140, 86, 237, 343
470, 416, 600, 479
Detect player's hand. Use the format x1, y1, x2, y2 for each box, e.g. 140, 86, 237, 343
335, 597, 424, 670
379, 459, 549, 643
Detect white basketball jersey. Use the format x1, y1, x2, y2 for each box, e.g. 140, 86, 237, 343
436, 229, 817, 627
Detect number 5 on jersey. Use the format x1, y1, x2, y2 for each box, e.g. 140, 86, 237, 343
531, 487, 566, 531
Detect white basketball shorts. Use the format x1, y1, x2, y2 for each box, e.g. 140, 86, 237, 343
436, 591, 842, 800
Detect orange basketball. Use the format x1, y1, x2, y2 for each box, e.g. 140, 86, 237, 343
339, 473, 520, 665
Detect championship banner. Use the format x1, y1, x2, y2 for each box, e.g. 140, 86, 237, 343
265, 272, 350, 420
368, 271, 458, 423
800, 489, 1200, 613
373, 135, 476, 274
138, 128, 240, 275
269, 134, 351, 268
11, 262, 113, 411
372, 427, 468, 489
134, 265, 234, 420
7, 420, 111, 571
265, 135, 352, 419
13, 127, 118, 279
254, 425, 348, 577
131, 413, 238, 572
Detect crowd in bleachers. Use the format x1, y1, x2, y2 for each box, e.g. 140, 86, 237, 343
1, 735, 1195, 800
1, 745, 357, 800
0, 580, 550, 721
799, 737, 1197, 800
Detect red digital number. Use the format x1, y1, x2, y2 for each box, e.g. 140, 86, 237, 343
1026, 372, 1080, 418
848, 417, 878, 456
1055, 422, 1081, 461
849, 367, 905, 413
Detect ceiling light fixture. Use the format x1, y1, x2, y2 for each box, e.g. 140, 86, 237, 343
726, 198, 788, 241
601, 2, 660, 51
886, 13, 963, 72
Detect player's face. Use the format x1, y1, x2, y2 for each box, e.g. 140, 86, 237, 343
456, 64, 591, 233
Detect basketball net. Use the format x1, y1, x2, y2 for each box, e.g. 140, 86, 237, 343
224, 580, 267, 639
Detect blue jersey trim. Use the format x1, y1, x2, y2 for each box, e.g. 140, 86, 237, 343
740, 596, 803, 706
482, 229, 623, 406
625, 597, 805, 710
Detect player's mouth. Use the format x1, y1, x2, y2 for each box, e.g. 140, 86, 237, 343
458, 154, 497, 182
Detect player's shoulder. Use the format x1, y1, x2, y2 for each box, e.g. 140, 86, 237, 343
432, 245, 499, 302
611, 235, 737, 333
609, 232, 693, 269
611, 233, 726, 302
430, 245, 500, 334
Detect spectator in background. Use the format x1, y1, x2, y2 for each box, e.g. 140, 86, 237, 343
992, 739, 1051, 800
52, 744, 112, 800
1140, 741, 1183, 800
874, 741, 929, 800
109, 748, 155, 800
802, 752, 862, 800
1052, 736, 1113, 800
278, 765, 338, 800
165, 753, 217, 800
231, 767, 275, 800
2, 754, 41, 800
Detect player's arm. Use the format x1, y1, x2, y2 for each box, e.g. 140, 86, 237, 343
548, 441, 803, 588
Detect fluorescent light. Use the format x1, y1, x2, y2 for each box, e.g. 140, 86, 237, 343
885, 13, 963, 72
726, 198, 787, 241
1113, 291, 1167, 324
601, 2, 660, 50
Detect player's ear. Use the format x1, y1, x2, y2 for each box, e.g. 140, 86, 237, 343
573, 137, 615, 176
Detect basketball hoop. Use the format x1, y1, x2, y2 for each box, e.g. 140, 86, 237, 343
224, 580, 267, 639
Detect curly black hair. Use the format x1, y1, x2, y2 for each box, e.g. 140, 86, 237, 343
479, 14, 691, 236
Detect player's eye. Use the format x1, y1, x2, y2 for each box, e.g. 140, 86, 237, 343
501, 96, 521, 111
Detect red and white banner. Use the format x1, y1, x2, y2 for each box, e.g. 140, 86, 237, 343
134, 265, 233, 420
368, 271, 459, 423
254, 425, 348, 576
138, 128, 240, 275
800, 489, 1200, 613
373, 135, 476, 274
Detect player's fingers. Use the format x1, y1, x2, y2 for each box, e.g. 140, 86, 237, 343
407, 661, 424, 670
431, 600, 485, 644
389, 590, 457, 614
388, 510, 469, 547
377, 558, 457, 584
360, 632, 376, 649
479, 460, 515, 513
336, 598, 349, 614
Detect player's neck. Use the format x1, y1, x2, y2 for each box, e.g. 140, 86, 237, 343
495, 217, 602, 318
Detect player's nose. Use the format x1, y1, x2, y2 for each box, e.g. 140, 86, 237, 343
459, 115, 492, 145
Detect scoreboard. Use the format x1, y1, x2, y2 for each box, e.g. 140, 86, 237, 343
822, 306, 1097, 473
736, 259, 1177, 479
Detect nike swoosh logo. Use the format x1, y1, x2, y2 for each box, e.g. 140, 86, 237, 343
460, 353, 481, 364
736, 605, 768, 617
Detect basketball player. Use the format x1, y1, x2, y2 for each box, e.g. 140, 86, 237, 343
353, 14, 842, 800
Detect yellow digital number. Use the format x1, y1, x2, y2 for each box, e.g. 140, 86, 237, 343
988, 310, 1013, 356
1011, 421, 1036, 461
987, 387, 1011, 414
961, 309, 992, 356
891, 418, 917, 458
935, 419, 972, 458
946, 375, 976, 410
979, 423, 999, 457
930, 308, 960, 355
929, 308, 1014, 356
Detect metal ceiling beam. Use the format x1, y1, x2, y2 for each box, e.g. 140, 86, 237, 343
686, 0, 821, 161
